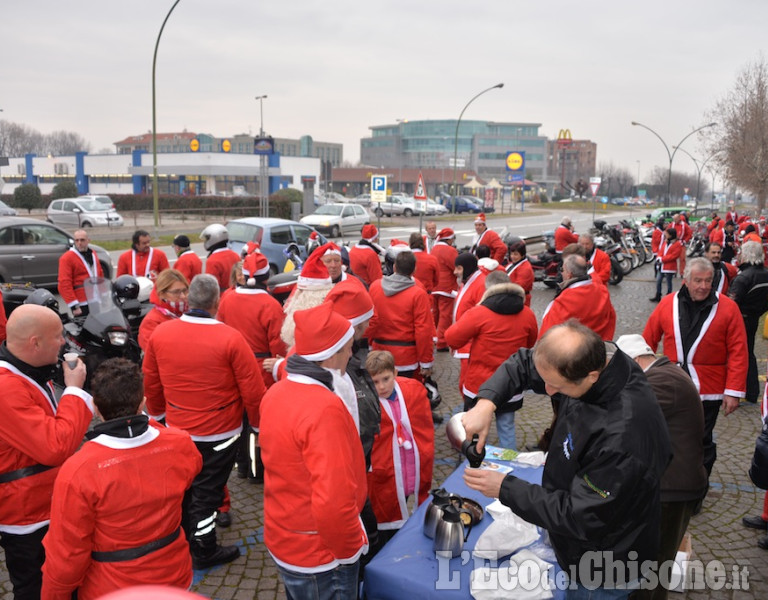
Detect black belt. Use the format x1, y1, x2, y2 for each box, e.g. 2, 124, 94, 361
0, 464, 54, 484
373, 339, 416, 347
254, 352, 271, 358
91, 527, 181, 563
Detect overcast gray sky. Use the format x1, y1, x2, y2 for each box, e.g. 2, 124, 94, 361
2, 0, 766, 183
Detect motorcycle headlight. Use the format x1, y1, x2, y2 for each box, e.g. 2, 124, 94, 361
107, 331, 129, 346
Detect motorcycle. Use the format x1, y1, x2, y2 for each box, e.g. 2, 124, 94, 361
591, 220, 628, 285
56, 277, 141, 390
267, 243, 304, 304
527, 231, 561, 288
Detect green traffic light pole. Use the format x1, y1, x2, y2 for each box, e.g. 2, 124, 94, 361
630, 121, 716, 207
450, 83, 504, 214
152, 0, 182, 228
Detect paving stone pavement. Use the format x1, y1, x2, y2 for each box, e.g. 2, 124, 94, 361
1, 261, 767, 599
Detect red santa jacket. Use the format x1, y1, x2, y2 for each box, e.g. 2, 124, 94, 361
0, 290, 5, 343
0, 364, 93, 532
173, 249, 202, 283
117, 248, 169, 279
217, 287, 287, 388
58, 248, 104, 308
260, 374, 368, 571
205, 248, 241, 290
41, 421, 201, 600
450, 269, 487, 359
672, 221, 692, 243
587, 247, 611, 285
137, 307, 176, 351
554, 224, 579, 252
506, 258, 534, 307
445, 284, 538, 397
643, 291, 747, 400
657, 238, 683, 273
431, 242, 459, 297
651, 227, 664, 255
349, 244, 382, 287
540, 279, 616, 341
143, 315, 265, 433
709, 226, 724, 246
368, 276, 435, 371
412, 249, 439, 293
472, 229, 507, 263
368, 378, 434, 529
713, 262, 738, 295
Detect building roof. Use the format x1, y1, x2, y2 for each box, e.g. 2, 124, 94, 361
113, 132, 198, 146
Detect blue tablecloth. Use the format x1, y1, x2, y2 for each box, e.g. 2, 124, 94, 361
364, 460, 557, 599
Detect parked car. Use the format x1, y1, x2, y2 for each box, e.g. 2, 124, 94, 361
47, 198, 124, 228
300, 203, 370, 237
226, 217, 329, 274
0, 200, 18, 216
440, 195, 482, 214
463, 196, 495, 214
0, 216, 113, 288
371, 195, 424, 217
78, 194, 116, 210
352, 193, 371, 206
425, 199, 449, 216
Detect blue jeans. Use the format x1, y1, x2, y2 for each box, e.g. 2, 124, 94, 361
277, 561, 360, 600
496, 411, 516, 449
655, 271, 673, 297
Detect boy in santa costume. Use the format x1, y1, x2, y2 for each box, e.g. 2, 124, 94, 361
364, 350, 434, 544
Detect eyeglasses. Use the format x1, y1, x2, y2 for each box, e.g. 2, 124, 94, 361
165, 288, 189, 297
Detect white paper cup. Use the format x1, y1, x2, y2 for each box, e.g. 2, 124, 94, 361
63, 352, 79, 369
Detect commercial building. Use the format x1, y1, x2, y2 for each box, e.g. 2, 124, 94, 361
546, 138, 597, 194
360, 119, 549, 185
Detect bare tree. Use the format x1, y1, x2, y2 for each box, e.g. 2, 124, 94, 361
705, 56, 768, 213
0, 121, 91, 157
648, 167, 699, 204
597, 161, 635, 198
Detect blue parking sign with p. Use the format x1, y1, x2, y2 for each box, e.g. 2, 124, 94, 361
371, 175, 387, 203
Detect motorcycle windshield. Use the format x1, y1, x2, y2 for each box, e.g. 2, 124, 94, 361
82, 277, 118, 315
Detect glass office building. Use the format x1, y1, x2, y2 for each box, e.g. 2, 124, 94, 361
360, 119, 548, 182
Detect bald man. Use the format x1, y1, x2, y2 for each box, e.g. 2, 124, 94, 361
0, 305, 93, 600
58, 229, 104, 317
462, 321, 671, 595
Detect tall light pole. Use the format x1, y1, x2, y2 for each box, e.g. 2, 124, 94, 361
451, 83, 504, 213
630, 120, 716, 207
672, 146, 722, 207
152, 0, 182, 228
255, 95, 268, 215
395, 118, 407, 192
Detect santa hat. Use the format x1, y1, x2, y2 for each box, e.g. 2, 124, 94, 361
317, 241, 342, 256
437, 228, 455, 241
325, 281, 374, 326
241, 240, 261, 258
474, 213, 487, 225
243, 252, 270, 285
294, 302, 354, 361
361, 224, 378, 242
297, 251, 332, 290
309, 231, 319, 241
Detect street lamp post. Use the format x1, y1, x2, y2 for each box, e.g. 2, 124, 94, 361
255, 95, 268, 216
451, 83, 504, 213
630, 121, 717, 207
672, 147, 722, 208
152, 0, 182, 228
395, 119, 407, 193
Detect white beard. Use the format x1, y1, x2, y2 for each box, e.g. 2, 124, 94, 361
325, 368, 360, 433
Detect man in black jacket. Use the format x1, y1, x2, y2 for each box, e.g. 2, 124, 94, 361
728, 241, 768, 403
463, 320, 671, 595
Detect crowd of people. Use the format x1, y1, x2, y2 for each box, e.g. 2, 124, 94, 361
1, 208, 767, 600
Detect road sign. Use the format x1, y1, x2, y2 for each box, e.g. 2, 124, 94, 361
414, 172, 427, 200
371, 175, 387, 203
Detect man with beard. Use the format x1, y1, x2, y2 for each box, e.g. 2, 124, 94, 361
117, 230, 170, 281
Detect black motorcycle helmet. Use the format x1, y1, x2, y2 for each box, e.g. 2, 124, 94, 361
114, 275, 140, 300
24, 288, 60, 313
506, 235, 527, 258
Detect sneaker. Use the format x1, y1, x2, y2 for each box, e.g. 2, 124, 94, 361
742, 515, 768, 530
215, 511, 232, 528
192, 544, 240, 570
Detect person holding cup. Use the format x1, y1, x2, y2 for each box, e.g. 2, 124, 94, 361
0, 304, 93, 599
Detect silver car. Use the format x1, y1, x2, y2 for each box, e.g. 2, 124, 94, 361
47, 198, 124, 228
0, 216, 113, 288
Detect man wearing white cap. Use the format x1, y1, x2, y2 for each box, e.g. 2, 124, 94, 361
260, 302, 368, 597
349, 224, 384, 287
470, 213, 506, 263
616, 334, 707, 598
